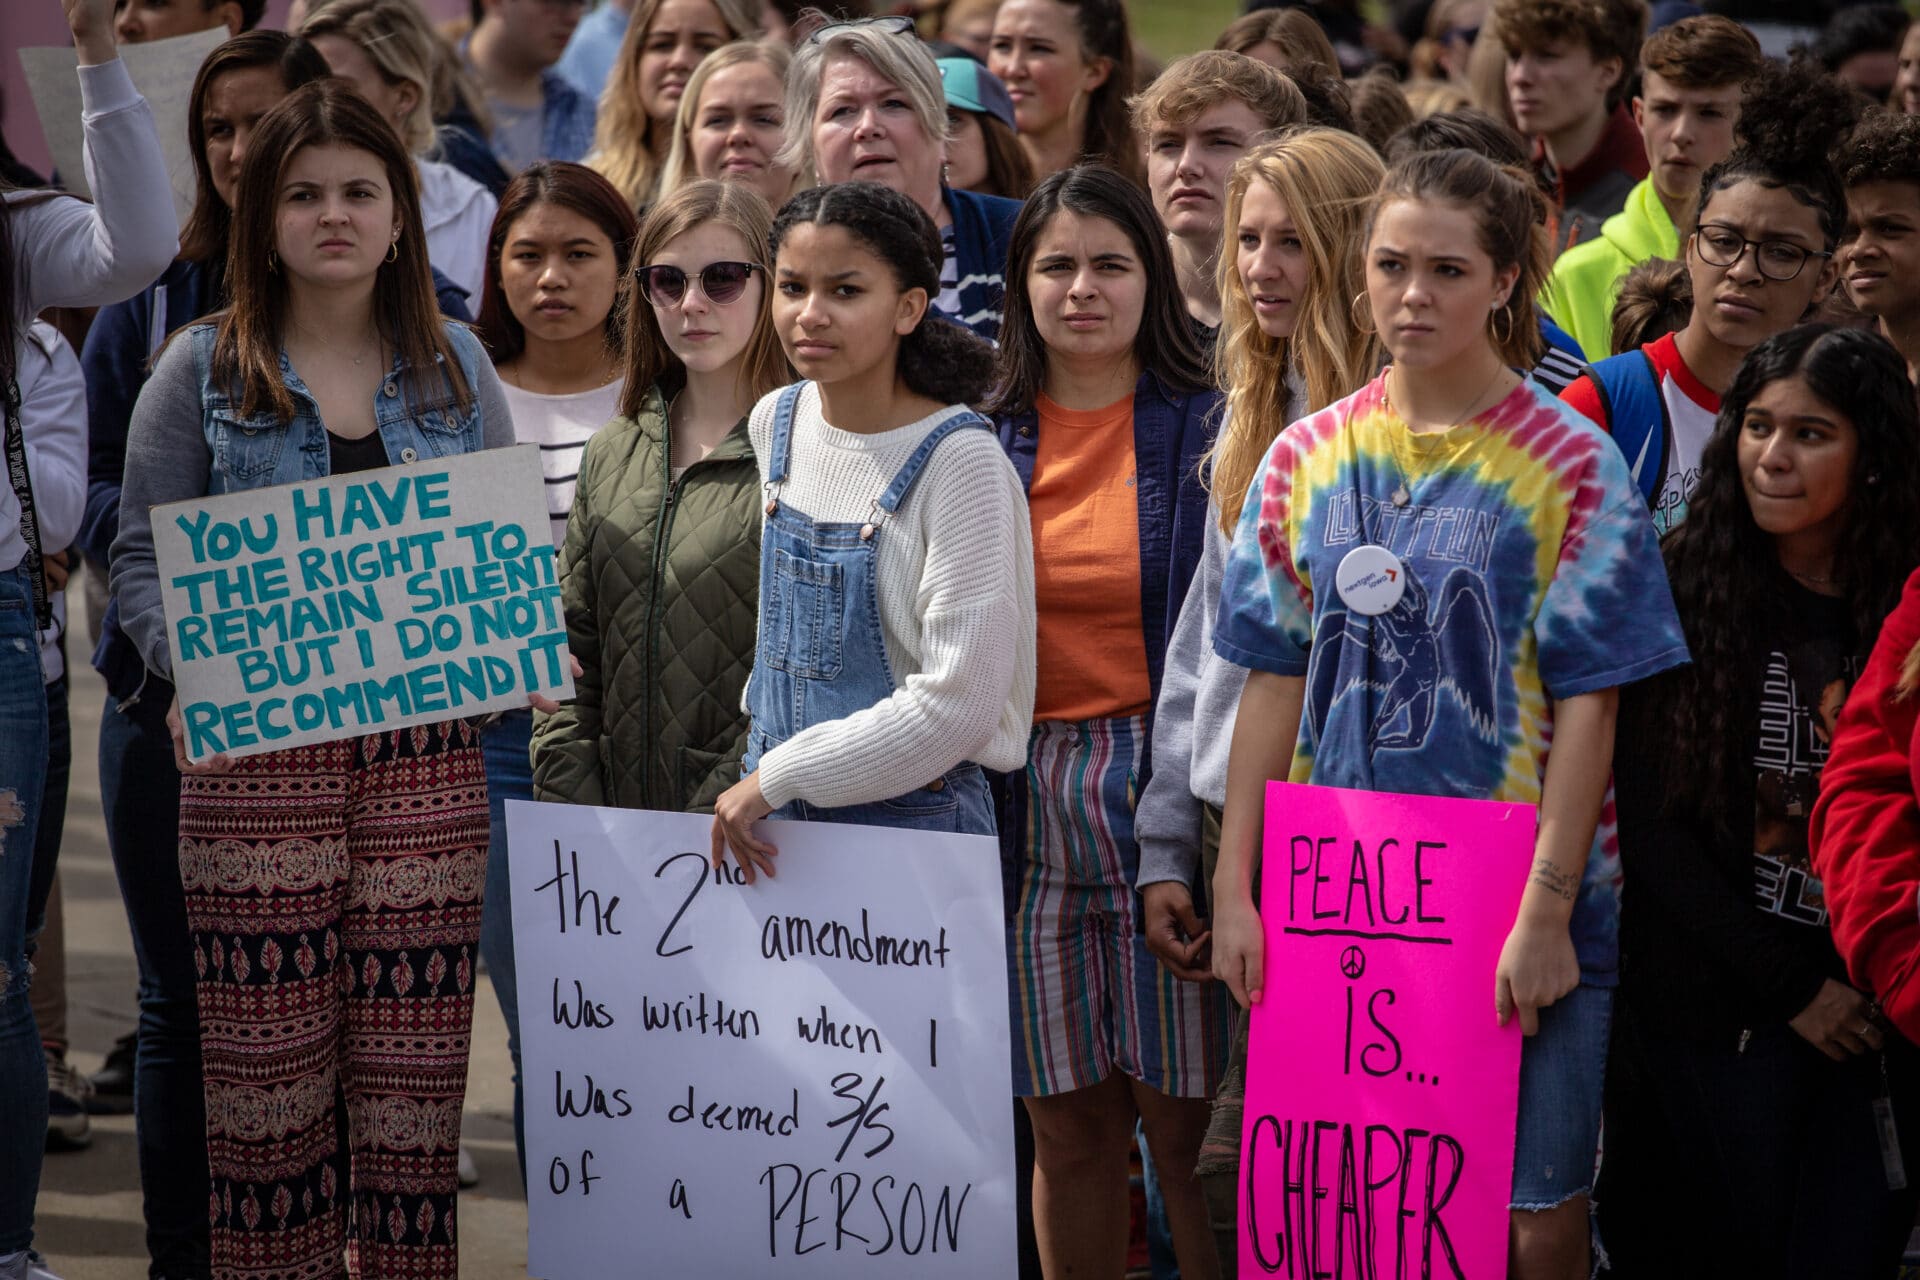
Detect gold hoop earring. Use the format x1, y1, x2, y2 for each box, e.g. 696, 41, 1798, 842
1489, 304, 1514, 349
266, 249, 278, 273
1350, 291, 1376, 335
386, 240, 399, 264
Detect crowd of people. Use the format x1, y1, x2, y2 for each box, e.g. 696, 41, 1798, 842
10, 0, 1920, 1276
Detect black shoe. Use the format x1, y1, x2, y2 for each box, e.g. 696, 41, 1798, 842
85, 1030, 136, 1116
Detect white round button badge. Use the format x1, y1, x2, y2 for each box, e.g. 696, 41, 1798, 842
1335, 545, 1407, 616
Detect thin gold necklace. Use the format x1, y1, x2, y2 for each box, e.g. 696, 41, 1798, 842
293, 319, 379, 368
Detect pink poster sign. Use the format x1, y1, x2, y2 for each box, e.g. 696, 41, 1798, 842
1238, 781, 1534, 1279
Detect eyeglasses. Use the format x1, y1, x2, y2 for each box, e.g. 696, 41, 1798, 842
1692, 223, 1832, 283
808, 15, 915, 44
637, 260, 761, 307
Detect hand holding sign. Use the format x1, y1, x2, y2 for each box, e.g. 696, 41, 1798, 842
1493, 913, 1579, 1037
1239, 783, 1532, 1280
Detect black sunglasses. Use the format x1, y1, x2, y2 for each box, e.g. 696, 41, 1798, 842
636, 260, 761, 307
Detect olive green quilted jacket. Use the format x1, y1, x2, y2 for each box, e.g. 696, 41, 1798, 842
530, 381, 760, 812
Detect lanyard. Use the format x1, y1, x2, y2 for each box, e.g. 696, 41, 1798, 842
3, 373, 49, 630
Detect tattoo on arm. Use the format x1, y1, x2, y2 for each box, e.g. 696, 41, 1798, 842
1530, 856, 1579, 902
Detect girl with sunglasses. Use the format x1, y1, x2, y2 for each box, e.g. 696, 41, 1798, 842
708, 180, 1034, 868
533, 175, 787, 816
466, 159, 638, 1185
1561, 61, 1855, 536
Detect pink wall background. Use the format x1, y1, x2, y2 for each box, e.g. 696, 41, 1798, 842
2, 0, 468, 177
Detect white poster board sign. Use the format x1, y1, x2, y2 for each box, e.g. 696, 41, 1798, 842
20, 27, 227, 225
153, 445, 571, 760
507, 802, 1017, 1279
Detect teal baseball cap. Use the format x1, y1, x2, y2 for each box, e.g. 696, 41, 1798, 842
938, 58, 1018, 131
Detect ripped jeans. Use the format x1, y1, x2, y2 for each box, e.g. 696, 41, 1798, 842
0, 561, 51, 1256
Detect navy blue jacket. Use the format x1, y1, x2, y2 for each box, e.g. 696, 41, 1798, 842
994, 369, 1223, 750
80, 258, 473, 702
945, 186, 1021, 343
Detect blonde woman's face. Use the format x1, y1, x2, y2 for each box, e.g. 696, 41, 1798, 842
811, 55, 943, 218
1235, 178, 1311, 340
639, 0, 733, 125
691, 61, 794, 207
645, 223, 765, 375
310, 34, 417, 137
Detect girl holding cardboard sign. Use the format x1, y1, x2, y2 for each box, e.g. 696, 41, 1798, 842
1207, 148, 1688, 1279
110, 81, 513, 1280
706, 181, 1035, 866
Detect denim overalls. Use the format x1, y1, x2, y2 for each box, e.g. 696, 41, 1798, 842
740, 384, 995, 835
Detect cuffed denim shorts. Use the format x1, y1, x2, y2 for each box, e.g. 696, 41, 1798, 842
1511, 980, 1613, 1210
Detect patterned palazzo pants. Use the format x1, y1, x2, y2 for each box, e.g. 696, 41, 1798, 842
178, 722, 489, 1280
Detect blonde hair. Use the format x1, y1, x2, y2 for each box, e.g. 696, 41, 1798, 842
591, 0, 763, 209
1403, 78, 1473, 118
778, 21, 951, 176
1127, 49, 1306, 137
301, 0, 469, 156
1211, 128, 1384, 533
659, 40, 795, 197
619, 180, 792, 418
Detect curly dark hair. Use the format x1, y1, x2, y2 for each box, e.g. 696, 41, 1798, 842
1287, 64, 1356, 134
1840, 108, 1920, 189
770, 181, 995, 406
1637, 324, 1920, 838
1694, 57, 1861, 247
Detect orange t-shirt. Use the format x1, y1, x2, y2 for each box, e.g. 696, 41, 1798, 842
1029, 392, 1152, 722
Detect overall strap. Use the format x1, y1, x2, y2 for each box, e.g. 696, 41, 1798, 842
767, 382, 805, 485
875, 410, 990, 516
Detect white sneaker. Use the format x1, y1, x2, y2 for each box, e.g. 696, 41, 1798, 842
0, 1250, 66, 1280
456, 1142, 479, 1188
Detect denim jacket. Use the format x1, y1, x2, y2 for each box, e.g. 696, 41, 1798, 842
193, 323, 489, 492
994, 369, 1222, 752
110, 319, 512, 683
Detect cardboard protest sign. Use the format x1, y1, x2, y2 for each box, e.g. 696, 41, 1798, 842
1240, 782, 1532, 1279
19, 27, 226, 226
506, 802, 1017, 1279
153, 445, 570, 761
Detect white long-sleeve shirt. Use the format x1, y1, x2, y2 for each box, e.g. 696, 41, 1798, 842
3, 57, 178, 575
747, 381, 1037, 811
16, 321, 85, 683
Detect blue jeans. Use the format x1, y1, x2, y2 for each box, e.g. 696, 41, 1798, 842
100, 681, 209, 1279
1511, 980, 1612, 1209
480, 708, 530, 1186
25, 676, 68, 967
0, 563, 50, 1255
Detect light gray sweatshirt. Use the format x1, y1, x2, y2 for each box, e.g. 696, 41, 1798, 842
1135, 391, 1303, 891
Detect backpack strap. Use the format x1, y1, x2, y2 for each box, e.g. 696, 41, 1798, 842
1581, 349, 1669, 509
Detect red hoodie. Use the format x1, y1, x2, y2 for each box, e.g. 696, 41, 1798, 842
1810, 567, 1920, 1039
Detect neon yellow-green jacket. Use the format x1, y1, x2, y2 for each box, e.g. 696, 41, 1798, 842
1542, 177, 1679, 362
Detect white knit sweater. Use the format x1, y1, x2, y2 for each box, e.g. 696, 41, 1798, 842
747, 382, 1037, 811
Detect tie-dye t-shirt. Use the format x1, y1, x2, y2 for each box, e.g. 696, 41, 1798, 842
1213, 373, 1688, 980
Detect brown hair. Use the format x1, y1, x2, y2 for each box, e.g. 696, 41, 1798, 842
972, 111, 1037, 200
1347, 70, 1415, 153
1494, 0, 1646, 105
180, 31, 331, 267
1369, 147, 1551, 369
213, 79, 469, 420
1128, 49, 1307, 137
1214, 8, 1340, 81
1050, 0, 1142, 184
1640, 13, 1763, 89
477, 162, 641, 365
619, 180, 790, 418
1609, 256, 1691, 354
